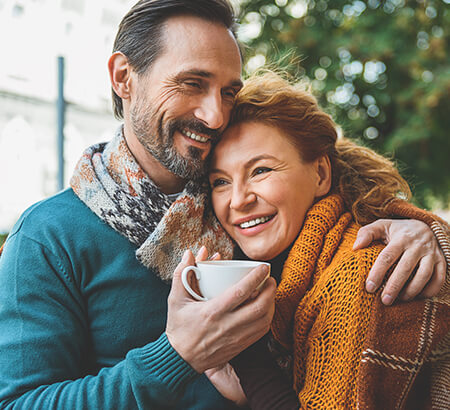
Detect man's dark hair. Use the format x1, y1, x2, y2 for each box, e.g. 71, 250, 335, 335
111, 0, 238, 119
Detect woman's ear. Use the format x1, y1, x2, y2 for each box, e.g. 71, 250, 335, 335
315, 155, 332, 197
108, 52, 132, 100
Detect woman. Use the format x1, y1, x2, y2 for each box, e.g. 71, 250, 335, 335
205, 71, 449, 408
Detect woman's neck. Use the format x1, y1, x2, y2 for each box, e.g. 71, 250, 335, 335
269, 245, 293, 284
234, 243, 294, 285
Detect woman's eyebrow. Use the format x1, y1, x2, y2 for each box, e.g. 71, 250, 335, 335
245, 154, 277, 167
209, 154, 277, 174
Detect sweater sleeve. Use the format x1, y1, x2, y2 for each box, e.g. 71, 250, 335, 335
231, 336, 299, 410
0, 230, 198, 409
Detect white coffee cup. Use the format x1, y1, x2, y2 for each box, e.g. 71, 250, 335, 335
181, 260, 271, 301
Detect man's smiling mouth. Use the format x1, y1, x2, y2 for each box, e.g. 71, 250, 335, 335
181, 129, 209, 143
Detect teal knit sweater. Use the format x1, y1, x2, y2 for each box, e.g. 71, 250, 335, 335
0, 189, 233, 409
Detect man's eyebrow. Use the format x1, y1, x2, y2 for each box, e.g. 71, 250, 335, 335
177, 70, 243, 88
179, 69, 213, 78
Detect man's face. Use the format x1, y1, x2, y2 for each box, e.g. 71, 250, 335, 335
129, 15, 242, 180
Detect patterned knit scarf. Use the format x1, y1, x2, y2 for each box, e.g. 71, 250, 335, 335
70, 126, 234, 281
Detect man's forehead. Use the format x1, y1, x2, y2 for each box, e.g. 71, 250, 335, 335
152, 16, 242, 82
163, 16, 240, 59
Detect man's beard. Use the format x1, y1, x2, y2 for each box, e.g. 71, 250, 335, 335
131, 102, 219, 180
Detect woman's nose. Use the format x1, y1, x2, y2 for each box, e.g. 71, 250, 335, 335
230, 185, 257, 210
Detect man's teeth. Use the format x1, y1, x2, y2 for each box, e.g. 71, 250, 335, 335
239, 216, 272, 229
183, 130, 208, 143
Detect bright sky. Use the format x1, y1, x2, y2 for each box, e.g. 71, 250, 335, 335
0, 0, 136, 108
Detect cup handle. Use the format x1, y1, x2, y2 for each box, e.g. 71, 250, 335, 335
181, 266, 207, 301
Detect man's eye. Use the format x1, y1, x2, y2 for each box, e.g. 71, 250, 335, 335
223, 89, 237, 98
211, 178, 228, 188
253, 167, 272, 176
185, 81, 201, 88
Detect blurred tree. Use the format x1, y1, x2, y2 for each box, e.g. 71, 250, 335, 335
238, 0, 449, 208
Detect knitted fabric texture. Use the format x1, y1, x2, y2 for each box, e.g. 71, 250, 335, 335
271, 194, 450, 409
70, 126, 233, 281
360, 199, 450, 409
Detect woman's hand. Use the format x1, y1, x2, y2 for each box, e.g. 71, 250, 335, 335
205, 363, 247, 407
353, 219, 446, 305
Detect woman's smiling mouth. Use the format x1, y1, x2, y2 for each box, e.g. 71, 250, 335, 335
235, 214, 276, 230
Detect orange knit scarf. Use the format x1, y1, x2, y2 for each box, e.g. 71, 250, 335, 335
271, 194, 384, 408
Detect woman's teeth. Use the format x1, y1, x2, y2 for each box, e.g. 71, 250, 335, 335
239, 215, 272, 229
183, 130, 208, 143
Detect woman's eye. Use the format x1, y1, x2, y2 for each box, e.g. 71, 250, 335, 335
253, 167, 272, 176
211, 178, 228, 188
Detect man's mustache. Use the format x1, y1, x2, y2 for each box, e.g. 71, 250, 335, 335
172, 118, 221, 143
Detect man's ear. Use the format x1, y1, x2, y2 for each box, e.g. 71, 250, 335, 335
315, 155, 332, 198
108, 52, 132, 99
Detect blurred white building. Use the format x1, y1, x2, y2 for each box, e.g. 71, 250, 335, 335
0, 0, 136, 232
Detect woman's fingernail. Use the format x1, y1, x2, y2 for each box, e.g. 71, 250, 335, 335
382, 294, 393, 305
211, 252, 220, 259
182, 250, 189, 262
366, 280, 377, 293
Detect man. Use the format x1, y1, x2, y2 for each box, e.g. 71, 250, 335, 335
0, 0, 446, 408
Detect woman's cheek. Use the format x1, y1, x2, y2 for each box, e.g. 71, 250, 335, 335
212, 192, 228, 226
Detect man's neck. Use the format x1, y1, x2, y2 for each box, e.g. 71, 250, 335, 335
123, 124, 186, 195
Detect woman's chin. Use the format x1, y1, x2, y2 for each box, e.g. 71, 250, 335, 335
241, 247, 278, 262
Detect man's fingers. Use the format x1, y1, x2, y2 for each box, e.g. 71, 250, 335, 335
195, 245, 209, 263
354, 220, 390, 250
210, 252, 221, 261
399, 256, 434, 301
237, 277, 276, 317
380, 249, 424, 305
420, 260, 446, 298
215, 264, 272, 312
169, 250, 196, 300
224, 279, 276, 344
174, 250, 195, 276
366, 244, 402, 294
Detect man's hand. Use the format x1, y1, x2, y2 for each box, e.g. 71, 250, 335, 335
205, 363, 247, 407
354, 219, 446, 305
166, 247, 276, 373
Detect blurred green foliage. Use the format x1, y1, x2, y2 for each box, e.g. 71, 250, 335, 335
238, 0, 449, 208
0, 234, 6, 247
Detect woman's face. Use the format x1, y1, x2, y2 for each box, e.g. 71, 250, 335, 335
210, 121, 329, 261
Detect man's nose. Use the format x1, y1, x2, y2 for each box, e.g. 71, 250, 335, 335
194, 92, 226, 130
